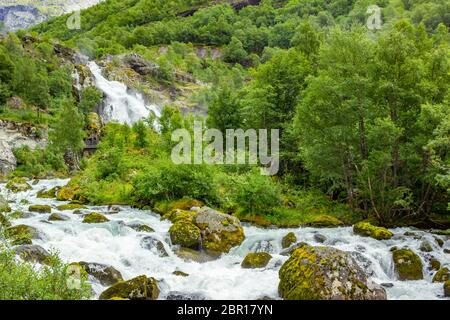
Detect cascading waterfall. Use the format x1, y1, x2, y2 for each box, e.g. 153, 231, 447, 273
88, 62, 161, 125
1, 179, 449, 300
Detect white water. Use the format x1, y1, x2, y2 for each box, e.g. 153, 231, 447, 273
1, 179, 449, 300
88, 62, 161, 125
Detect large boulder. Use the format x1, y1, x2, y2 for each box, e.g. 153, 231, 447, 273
392, 249, 423, 280
13, 245, 51, 264
281, 232, 297, 249
353, 222, 393, 240
278, 245, 387, 300
99, 275, 159, 300
193, 207, 245, 253
168, 206, 245, 253
73, 262, 123, 287
241, 252, 272, 269
432, 267, 450, 283
6, 177, 31, 193
82, 212, 109, 224
28, 205, 51, 214
6, 224, 41, 245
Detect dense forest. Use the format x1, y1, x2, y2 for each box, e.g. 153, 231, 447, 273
0, 0, 449, 300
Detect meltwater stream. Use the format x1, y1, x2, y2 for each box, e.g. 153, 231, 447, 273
88, 62, 161, 125
1, 179, 449, 300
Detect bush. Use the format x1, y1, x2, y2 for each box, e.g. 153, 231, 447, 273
0, 248, 91, 300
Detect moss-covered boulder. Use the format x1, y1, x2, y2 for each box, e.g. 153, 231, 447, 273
307, 215, 344, 228
6, 224, 41, 245
419, 241, 433, 252
56, 184, 79, 201
48, 213, 69, 222
128, 222, 154, 233
75, 262, 124, 286
429, 258, 441, 271
37, 186, 60, 199
155, 198, 204, 215
82, 212, 109, 224
99, 275, 159, 300
193, 207, 245, 253
6, 177, 32, 193
0, 213, 11, 228
13, 245, 51, 265
174, 247, 221, 263
444, 280, 450, 297
57, 203, 87, 211
278, 245, 387, 300
353, 222, 393, 240
392, 249, 423, 281
173, 271, 189, 277
163, 209, 197, 223
169, 221, 201, 249
432, 267, 450, 283
241, 252, 272, 269
28, 205, 51, 214
281, 232, 297, 249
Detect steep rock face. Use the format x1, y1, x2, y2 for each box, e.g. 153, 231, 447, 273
0, 1, 103, 32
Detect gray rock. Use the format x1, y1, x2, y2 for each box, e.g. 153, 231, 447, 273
77, 262, 124, 286
166, 291, 206, 300
140, 236, 169, 257
13, 245, 51, 264
314, 233, 327, 243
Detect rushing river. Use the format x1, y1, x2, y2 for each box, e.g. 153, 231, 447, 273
1, 179, 449, 300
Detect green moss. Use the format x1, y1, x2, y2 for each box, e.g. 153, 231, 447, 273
37, 186, 60, 199
99, 275, 159, 300
56, 204, 87, 211
0, 196, 11, 213
163, 209, 197, 223
48, 213, 68, 221
429, 258, 441, 271
169, 220, 201, 249
82, 212, 109, 224
241, 252, 272, 268
0, 213, 11, 228
155, 198, 204, 215
5, 224, 39, 245
6, 177, 32, 193
307, 215, 344, 228
392, 249, 423, 281
56, 185, 79, 201
173, 271, 189, 277
281, 232, 297, 249
28, 205, 52, 214
432, 267, 450, 283
353, 222, 393, 240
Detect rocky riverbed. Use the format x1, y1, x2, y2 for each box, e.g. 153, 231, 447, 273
0, 179, 449, 300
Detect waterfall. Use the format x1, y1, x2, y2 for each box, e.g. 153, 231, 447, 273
88, 62, 161, 125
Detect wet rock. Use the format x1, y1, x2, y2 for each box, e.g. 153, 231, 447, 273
37, 186, 60, 199
75, 262, 124, 286
28, 205, 51, 214
249, 240, 275, 253
404, 231, 422, 240
429, 258, 441, 271
107, 205, 122, 214
57, 203, 87, 211
6, 177, 31, 193
128, 222, 154, 233
432, 267, 450, 283
353, 222, 393, 240
444, 248, 450, 254
350, 251, 374, 277
306, 215, 344, 228
82, 212, 109, 224
0, 213, 11, 228
419, 240, 433, 252
434, 237, 444, 247
13, 245, 51, 265
173, 271, 189, 277
99, 275, 159, 300
48, 213, 69, 221
314, 233, 327, 243
281, 232, 297, 249
280, 242, 309, 256
381, 283, 394, 288
10, 210, 32, 219
140, 236, 169, 257
444, 280, 450, 297
392, 249, 423, 280
0, 195, 11, 213
278, 245, 387, 300
241, 252, 272, 269
174, 247, 221, 263
6, 224, 41, 245
166, 291, 206, 300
